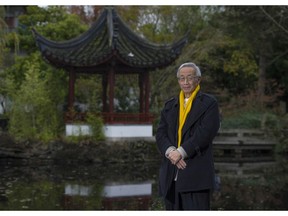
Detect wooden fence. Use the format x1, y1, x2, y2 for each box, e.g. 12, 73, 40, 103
213, 129, 277, 162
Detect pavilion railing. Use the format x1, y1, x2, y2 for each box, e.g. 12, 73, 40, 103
65, 112, 154, 124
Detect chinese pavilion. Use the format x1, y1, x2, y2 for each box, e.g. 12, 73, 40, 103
33, 7, 188, 138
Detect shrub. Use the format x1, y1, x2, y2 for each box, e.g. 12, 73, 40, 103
86, 112, 105, 142
221, 110, 280, 130
7, 57, 62, 142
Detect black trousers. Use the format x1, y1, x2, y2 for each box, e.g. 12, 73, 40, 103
164, 181, 211, 210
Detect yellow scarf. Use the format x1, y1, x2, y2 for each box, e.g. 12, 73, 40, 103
177, 85, 200, 147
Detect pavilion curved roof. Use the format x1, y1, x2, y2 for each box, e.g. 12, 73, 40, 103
33, 7, 188, 73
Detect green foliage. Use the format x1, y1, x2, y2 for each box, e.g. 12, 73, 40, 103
0, 179, 103, 210
0, 180, 63, 210
75, 75, 102, 111
0, 6, 10, 68
7, 6, 88, 53
184, 26, 259, 95
86, 112, 105, 142
217, 6, 288, 99
221, 111, 262, 129
118, 6, 197, 44
221, 110, 280, 130
2, 6, 89, 143
224, 49, 258, 76
276, 136, 288, 154
115, 75, 139, 113
1, 5, 288, 144
63, 111, 105, 143
275, 114, 288, 154
0, 13, 20, 70
7, 53, 63, 142
73, 76, 105, 142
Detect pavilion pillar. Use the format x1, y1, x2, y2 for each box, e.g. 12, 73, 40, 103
139, 73, 145, 113
68, 71, 76, 111
108, 67, 115, 113
144, 71, 150, 114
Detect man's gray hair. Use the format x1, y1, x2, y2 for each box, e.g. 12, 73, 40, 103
177, 62, 202, 77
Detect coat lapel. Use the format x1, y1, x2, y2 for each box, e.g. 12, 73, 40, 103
181, 92, 207, 136
171, 99, 179, 139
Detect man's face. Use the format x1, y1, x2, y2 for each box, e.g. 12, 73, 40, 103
177, 67, 201, 96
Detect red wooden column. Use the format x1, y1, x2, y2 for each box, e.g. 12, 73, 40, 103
144, 71, 150, 114
68, 71, 76, 111
102, 73, 108, 112
108, 67, 115, 114
139, 73, 145, 113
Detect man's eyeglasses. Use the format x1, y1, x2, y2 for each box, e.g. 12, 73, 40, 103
178, 76, 199, 83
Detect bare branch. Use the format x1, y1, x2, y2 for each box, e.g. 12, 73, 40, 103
259, 6, 288, 36
267, 49, 288, 67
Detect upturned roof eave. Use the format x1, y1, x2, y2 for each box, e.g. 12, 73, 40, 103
33, 7, 187, 53
38, 37, 187, 70
33, 7, 188, 70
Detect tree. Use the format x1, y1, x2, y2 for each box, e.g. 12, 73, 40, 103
7, 53, 62, 141
169, 6, 288, 110
0, 6, 20, 116
0, 6, 7, 67
217, 6, 288, 106
2, 6, 91, 141
0, 6, 7, 115
138, 6, 207, 112
8, 6, 88, 53
260, 6, 288, 107
67, 5, 103, 24
260, 6, 288, 38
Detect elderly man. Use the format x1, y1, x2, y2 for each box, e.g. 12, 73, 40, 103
156, 62, 220, 210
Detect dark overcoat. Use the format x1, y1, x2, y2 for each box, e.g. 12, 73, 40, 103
156, 91, 220, 201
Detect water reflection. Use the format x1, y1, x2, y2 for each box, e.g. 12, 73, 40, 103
62, 182, 153, 210
0, 161, 158, 210
102, 182, 152, 210
213, 155, 288, 210
63, 184, 93, 210
215, 161, 276, 175
0, 155, 288, 210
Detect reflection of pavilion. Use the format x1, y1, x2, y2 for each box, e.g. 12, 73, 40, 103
63, 184, 93, 210
102, 182, 152, 210
62, 181, 152, 210
65, 184, 92, 196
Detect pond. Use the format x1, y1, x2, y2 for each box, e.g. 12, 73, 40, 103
0, 155, 288, 210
